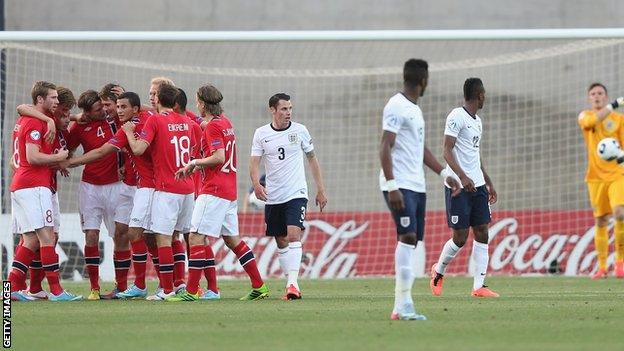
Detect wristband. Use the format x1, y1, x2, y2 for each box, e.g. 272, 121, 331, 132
386, 179, 399, 192
191, 159, 198, 167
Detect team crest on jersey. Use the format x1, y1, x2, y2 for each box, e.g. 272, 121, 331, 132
30, 130, 41, 141
451, 215, 459, 224
604, 119, 616, 132
400, 217, 410, 228
288, 133, 298, 144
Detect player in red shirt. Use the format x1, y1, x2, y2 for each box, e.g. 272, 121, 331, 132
123, 83, 196, 300
171, 84, 268, 301
16, 86, 76, 299
170, 87, 204, 289
61, 92, 155, 299
8, 81, 81, 301
67, 89, 131, 300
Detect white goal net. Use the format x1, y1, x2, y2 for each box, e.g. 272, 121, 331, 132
2, 32, 623, 281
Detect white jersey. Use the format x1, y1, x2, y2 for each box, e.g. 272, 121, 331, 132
379, 93, 426, 193
443, 107, 485, 188
251, 121, 314, 204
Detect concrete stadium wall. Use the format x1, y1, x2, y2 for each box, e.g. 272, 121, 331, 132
6, 0, 624, 31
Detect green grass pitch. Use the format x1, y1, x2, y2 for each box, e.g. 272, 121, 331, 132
9, 276, 624, 351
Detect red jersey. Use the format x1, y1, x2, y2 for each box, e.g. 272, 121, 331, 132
50, 130, 69, 193
186, 110, 204, 126
67, 116, 121, 185
139, 111, 195, 194
10, 116, 53, 191
199, 115, 237, 201
108, 111, 155, 189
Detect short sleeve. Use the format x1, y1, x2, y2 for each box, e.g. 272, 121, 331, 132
444, 111, 463, 138
139, 117, 157, 145
207, 122, 224, 153
301, 126, 314, 153
251, 129, 264, 157
108, 128, 128, 150
23, 119, 45, 147
382, 106, 404, 134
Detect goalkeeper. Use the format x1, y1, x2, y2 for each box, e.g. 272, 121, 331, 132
578, 82, 624, 279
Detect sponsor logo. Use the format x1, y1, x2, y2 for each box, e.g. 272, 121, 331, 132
29, 130, 41, 141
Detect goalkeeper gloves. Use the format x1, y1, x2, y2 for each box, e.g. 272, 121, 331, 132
607, 97, 624, 110
617, 150, 624, 164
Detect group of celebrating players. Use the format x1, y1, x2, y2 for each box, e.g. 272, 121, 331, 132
8, 76, 327, 302
10, 57, 620, 323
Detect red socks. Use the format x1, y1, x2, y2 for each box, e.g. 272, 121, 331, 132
8, 245, 35, 292
157, 246, 174, 294
113, 250, 131, 291
204, 245, 218, 293
84, 245, 100, 290
172, 240, 186, 287
40, 245, 63, 296
28, 250, 45, 293
130, 239, 148, 290
187, 245, 207, 295
233, 241, 264, 288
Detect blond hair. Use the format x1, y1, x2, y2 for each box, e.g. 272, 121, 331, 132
150, 77, 175, 88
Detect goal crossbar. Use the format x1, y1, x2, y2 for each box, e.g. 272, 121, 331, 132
1, 28, 624, 42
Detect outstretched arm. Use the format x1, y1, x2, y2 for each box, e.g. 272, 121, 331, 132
306, 150, 327, 212
65, 143, 117, 168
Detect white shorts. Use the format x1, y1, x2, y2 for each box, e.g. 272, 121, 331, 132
191, 194, 239, 238
115, 183, 137, 226
52, 192, 60, 233
129, 187, 155, 230
149, 191, 194, 235
11, 187, 54, 234
78, 181, 122, 236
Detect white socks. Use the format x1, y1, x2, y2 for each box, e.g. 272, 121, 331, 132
277, 246, 289, 276
394, 242, 415, 312
286, 241, 302, 290
435, 239, 461, 275
471, 241, 489, 290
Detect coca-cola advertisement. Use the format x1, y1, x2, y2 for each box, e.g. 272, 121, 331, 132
215, 210, 604, 278
0, 210, 609, 280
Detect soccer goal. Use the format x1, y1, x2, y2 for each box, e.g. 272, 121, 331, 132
2, 29, 623, 281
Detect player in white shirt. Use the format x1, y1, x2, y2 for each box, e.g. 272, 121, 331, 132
380, 59, 459, 321
430, 77, 499, 298
250, 93, 327, 300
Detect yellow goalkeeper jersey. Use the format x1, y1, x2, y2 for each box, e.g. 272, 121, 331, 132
578, 109, 624, 182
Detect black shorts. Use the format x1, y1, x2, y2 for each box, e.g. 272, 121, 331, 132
445, 185, 491, 229
383, 189, 426, 240
264, 198, 308, 237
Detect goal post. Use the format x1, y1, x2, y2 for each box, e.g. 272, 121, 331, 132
2, 29, 623, 281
